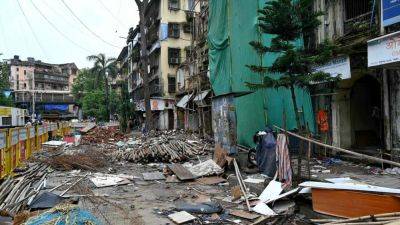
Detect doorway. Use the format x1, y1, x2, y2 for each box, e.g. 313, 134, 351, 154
350, 75, 382, 149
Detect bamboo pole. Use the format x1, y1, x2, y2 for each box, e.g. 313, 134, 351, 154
274, 126, 400, 168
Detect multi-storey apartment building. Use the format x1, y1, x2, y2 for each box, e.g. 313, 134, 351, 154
124, 0, 199, 130
175, 0, 211, 135
8, 55, 78, 119
311, 0, 400, 161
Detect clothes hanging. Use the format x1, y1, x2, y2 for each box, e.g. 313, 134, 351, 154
317, 109, 329, 133
276, 133, 292, 189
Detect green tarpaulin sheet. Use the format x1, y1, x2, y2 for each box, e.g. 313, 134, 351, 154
209, 0, 316, 147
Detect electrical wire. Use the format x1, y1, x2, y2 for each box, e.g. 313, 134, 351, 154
30, 0, 93, 54
60, 0, 121, 48
96, 0, 127, 28
42, 0, 91, 37
16, 0, 48, 60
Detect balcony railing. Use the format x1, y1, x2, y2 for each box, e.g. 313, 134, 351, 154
344, 11, 375, 35
14, 92, 75, 103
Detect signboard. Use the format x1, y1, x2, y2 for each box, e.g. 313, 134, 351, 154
313, 56, 351, 80
19, 129, 27, 141
29, 127, 35, 138
368, 31, 400, 67
11, 130, 19, 145
0, 107, 11, 117
383, 0, 400, 27
135, 99, 166, 111
0, 131, 6, 149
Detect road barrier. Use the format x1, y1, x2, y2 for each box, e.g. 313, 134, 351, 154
0, 123, 70, 179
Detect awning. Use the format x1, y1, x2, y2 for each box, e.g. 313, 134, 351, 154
176, 94, 193, 109
148, 41, 161, 55
193, 90, 210, 106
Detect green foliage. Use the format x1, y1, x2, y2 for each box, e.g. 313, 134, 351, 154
246, 0, 340, 129
73, 54, 133, 122
82, 89, 107, 120
0, 58, 13, 106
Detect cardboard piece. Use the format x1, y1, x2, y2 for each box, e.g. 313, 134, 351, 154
168, 211, 196, 224
230, 210, 260, 220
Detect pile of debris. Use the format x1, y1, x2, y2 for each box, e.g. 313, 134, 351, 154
81, 126, 127, 144
0, 163, 48, 215
113, 131, 212, 163
45, 150, 108, 171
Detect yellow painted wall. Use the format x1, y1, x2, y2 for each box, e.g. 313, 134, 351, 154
158, 0, 199, 97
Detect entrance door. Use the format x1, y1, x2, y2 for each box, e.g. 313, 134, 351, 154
350, 75, 382, 149
168, 109, 174, 130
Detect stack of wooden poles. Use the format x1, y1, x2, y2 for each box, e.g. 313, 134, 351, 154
114, 139, 211, 163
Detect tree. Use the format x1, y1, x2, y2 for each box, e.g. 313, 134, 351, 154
72, 69, 109, 121
117, 81, 133, 132
134, 0, 153, 130
246, 0, 340, 131
87, 53, 117, 121
0, 56, 13, 106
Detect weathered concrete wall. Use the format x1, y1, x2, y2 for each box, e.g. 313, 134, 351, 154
212, 95, 237, 154
389, 70, 400, 150
314, 0, 345, 43
332, 90, 352, 148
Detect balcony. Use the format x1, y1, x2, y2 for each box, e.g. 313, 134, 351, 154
14, 92, 75, 104
34, 72, 69, 85
344, 12, 378, 36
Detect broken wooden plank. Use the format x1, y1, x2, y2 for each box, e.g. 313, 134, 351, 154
168, 211, 196, 224
230, 210, 260, 220
142, 172, 165, 181
168, 164, 196, 181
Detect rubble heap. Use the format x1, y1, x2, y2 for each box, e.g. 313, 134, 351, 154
46, 151, 108, 171
81, 126, 127, 144
114, 130, 212, 163
0, 163, 48, 215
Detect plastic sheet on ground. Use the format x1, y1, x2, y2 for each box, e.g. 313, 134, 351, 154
25, 204, 102, 225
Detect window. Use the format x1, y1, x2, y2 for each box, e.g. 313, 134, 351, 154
188, 0, 195, 11
16, 68, 19, 72
183, 23, 193, 34
23, 83, 27, 89
168, 48, 181, 65
168, 0, 180, 10
2, 117, 12, 126
345, 0, 371, 20
24, 70, 26, 75
168, 23, 180, 38
168, 76, 176, 93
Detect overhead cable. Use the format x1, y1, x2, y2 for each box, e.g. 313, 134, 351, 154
60, 0, 121, 48
30, 0, 93, 54
16, 0, 48, 60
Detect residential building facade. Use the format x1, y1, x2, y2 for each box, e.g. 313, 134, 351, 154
175, 0, 212, 136
8, 55, 78, 119
126, 0, 199, 130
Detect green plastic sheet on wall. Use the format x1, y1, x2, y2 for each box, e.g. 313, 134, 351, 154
209, 0, 316, 148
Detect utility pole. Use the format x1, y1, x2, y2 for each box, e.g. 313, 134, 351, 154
134, 0, 153, 130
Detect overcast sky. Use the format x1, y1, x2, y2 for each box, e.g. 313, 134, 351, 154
0, 0, 139, 69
